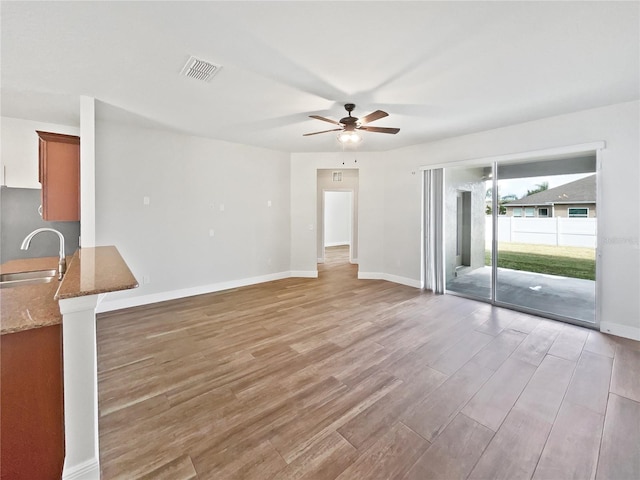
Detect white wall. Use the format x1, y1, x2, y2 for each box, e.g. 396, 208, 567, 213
290, 151, 387, 278
324, 191, 351, 247
380, 161, 423, 284
0, 116, 80, 188
95, 120, 291, 310
80, 96, 96, 247
289, 151, 421, 286
379, 100, 639, 338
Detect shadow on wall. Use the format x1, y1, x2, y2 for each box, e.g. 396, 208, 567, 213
1, 187, 79, 263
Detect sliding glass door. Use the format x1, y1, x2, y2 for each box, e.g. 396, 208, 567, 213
443, 154, 597, 327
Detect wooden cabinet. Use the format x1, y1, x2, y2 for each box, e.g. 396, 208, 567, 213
0, 325, 65, 480
37, 131, 80, 221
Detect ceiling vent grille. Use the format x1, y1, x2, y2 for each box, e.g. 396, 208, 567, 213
180, 56, 221, 82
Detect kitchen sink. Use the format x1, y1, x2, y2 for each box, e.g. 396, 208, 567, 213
0, 269, 58, 288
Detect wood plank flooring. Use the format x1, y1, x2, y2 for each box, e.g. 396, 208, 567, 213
97, 246, 640, 479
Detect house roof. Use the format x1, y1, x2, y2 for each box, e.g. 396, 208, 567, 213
1, 2, 638, 153
505, 174, 596, 206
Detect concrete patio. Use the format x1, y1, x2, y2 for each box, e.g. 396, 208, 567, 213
446, 266, 596, 324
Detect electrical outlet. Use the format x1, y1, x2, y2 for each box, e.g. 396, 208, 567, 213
142, 275, 151, 285
267, 200, 272, 207
143, 196, 150, 206
209, 229, 215, 237
219, 204, 225, 212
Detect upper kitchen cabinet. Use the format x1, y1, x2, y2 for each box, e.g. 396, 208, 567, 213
36, 131, 80, 221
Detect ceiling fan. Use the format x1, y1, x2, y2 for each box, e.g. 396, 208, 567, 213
303, 103, 400, 144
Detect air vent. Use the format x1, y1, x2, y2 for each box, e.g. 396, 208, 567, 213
180, 56, 222, 82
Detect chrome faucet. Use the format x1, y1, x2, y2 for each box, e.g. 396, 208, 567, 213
20, 228, 67, 280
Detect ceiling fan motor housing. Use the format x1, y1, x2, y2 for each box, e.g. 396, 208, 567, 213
340, 104, 358, 129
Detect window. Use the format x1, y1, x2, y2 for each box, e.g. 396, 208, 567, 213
538, 207, 549, 217
525, 207, 535, 217
512, 207, 522, 217
568, 207, 589, 218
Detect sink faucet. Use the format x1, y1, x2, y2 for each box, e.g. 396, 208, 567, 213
20, 228, 66, 280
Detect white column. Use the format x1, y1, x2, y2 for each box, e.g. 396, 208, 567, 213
80, 96, 96, 247
58, 294, 103, 480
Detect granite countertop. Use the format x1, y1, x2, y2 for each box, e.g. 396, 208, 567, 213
1, 256, 65, 334
55, 246, 138, 300
1, 246, 138, 335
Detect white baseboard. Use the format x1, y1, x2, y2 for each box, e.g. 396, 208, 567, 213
98, 269, 421, 314
290, 270, 318, 278
358, 271, 384, 281
63, 458, 100, 480
384, 273, 422, 289
97, 271, 292, 313
600, 321, 640, 341
358, 272, 421, 289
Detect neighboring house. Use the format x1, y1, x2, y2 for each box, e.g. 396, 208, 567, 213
503, 174, 596, 218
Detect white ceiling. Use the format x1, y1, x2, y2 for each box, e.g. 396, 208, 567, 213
2, 1, 638, 153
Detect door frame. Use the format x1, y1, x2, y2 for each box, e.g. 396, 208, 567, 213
319, 188, 357, 264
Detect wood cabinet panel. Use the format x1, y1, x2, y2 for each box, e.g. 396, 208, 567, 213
0, 325, 65, 480
36, 131, 80, 221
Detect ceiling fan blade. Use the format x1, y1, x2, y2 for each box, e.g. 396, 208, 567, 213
309, 115, 341, 126
358, 126, 400, 134
303, 128, 342, 136
359, 110, 388, 125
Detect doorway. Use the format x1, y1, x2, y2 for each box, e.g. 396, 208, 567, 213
323, 191, 353, 264
316, 169, 359, 266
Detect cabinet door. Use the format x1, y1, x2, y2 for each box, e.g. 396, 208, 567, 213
0, 325, 65, 480
36, 131, 80, 221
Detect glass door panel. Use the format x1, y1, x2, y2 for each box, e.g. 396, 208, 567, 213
444, 164, 493, 300
495, 158, 596, 324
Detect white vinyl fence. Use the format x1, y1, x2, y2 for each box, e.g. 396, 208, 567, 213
486, 216, 597, 248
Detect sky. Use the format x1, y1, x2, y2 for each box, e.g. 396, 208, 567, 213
490, 173, 593, 199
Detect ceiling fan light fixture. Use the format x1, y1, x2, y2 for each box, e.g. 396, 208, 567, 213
337, 131, 362, 144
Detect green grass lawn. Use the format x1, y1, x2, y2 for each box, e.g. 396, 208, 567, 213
485, 243, 596, 280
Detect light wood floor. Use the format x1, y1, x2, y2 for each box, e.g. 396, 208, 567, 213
97, 246, 640, 479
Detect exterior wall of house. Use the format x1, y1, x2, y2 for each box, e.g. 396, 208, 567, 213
553, 204, 597, 218
505, 203, 596, 217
